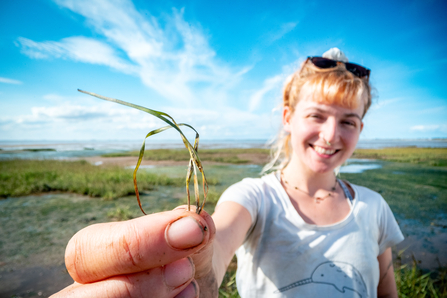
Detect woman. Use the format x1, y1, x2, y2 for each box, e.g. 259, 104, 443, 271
52, 48, 403, 298
214, 48, 404, 297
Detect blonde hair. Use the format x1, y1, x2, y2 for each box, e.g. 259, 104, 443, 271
262, 60, 372, 173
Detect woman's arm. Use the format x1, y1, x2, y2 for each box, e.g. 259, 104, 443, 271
211, 201, 252, 286
377, 247, 398, 298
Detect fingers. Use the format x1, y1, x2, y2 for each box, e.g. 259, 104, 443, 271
175, 206, 219, 297
51, 258, 199, 298
173, 205, 217, 278
65, 208, 215, 284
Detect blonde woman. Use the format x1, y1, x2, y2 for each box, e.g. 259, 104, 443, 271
52, 49, 403, 298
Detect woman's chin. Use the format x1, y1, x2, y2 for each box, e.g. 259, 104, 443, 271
308, 161, 341, 174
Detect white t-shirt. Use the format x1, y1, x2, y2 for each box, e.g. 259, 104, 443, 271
217, 172, 404, 298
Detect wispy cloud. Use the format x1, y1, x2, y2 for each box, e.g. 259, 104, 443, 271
0, 77, 23, 85
16, 0, 248, 107
263, 22, 298, 45
248, 74, 284, 111
17, 36, 137, 74
369, 97, 403, 110
11, 0, 294, 140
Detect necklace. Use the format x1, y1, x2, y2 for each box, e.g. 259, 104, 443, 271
281, 171, 338, 203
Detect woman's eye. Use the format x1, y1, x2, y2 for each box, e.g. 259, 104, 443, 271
343, 121, 356, 127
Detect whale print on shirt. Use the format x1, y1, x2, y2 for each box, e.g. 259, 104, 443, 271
275, 261, 368, 297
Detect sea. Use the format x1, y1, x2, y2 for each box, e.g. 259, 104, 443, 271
0, 139, 446, 160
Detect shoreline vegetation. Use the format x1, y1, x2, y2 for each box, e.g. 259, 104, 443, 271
1, 147, 446, 297
98, 147, 447, 167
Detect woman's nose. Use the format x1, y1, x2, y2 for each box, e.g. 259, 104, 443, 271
319, 119, 338, 145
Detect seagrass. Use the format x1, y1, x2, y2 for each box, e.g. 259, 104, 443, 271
78, 89, 208, 214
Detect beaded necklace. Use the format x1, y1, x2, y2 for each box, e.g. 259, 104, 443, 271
281, 171, 338, 203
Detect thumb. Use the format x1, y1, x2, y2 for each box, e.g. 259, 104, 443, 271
65, 208, 214, 284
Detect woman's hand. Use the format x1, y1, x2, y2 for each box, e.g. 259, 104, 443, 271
50, 206, 216, 298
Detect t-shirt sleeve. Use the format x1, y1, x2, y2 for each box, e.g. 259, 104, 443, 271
377, 198, 405, 255
216, 178, 261, 226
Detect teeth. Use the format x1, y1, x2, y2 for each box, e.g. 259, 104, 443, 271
314, 145, 336, 155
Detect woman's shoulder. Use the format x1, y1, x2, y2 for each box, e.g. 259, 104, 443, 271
348, 182, 389, 207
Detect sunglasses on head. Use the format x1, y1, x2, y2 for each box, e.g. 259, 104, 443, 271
307, 56, 371, 79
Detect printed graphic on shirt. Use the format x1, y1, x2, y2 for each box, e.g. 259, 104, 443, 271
275, 261, 368, 297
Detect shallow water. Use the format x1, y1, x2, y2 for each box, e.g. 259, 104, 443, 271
340, 163, 382, 173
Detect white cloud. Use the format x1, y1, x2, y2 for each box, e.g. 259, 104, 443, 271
248, 74, 284, 111
0, 104, 279, 141
17, 36, 136, 74
16, 0, 247, 107
0, 77, 23, 84
410, 124, 447, 132
417, 105, 447, 114
11, 0, 296, 140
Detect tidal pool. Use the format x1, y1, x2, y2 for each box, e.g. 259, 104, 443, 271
340, 159, 382, 173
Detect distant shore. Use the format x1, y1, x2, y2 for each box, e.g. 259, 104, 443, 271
1, 138, 446, 151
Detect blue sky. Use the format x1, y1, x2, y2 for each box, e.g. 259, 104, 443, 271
1, 0, 446, 142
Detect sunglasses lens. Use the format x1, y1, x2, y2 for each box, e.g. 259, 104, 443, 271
345, 63, 370, 78
309, 57, 370, 78
310, 57, 337, 69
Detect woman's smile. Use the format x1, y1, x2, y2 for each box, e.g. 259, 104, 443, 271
310, 144, 338, 156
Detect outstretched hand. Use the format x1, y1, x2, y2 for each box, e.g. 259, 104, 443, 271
51, 206, 216, 298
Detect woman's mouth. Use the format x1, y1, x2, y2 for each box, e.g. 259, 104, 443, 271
311, 144, 338, 156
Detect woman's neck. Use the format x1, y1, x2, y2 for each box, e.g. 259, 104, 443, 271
282, 157, 337, 194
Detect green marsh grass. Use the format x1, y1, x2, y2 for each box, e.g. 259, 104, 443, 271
395, 263, 447, 297
0, 159, 188, 199
107, 206, 134, 221
102, 148, 269, 164
340, 161, 447, 223
353, 147, 447, 167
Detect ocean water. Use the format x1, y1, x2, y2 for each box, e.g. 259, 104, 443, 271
0, 139, 445, 160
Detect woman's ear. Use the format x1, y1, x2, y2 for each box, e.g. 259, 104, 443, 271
283, 106, 292, 133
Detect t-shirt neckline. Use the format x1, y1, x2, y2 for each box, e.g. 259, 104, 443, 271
271, 171, 357, 230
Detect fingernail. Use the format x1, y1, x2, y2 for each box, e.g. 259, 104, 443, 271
164, 258, 194, 288
174, 280, 198, 298
166, 217, 205, 249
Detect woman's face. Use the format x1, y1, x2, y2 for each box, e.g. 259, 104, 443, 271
283, 88, 364, 174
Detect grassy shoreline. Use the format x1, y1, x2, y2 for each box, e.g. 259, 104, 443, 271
100, 147, 447, 166
101, 148, 270, 164
352, 147, 447, 167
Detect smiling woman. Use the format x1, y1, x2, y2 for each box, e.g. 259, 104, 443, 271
214, 48, 403, 298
